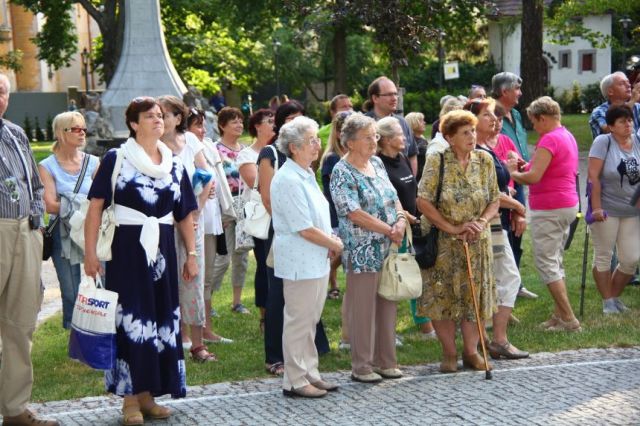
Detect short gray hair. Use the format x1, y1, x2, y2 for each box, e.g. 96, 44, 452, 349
491, 72, 522, 98
376, 116, 401, 140
276, 115, 319, 157
340, 112, 376, 150
600, 71, 627, 99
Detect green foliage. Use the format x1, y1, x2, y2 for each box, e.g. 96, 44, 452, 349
23, 116, 33, 141
46, 116, 54, 141
558, 82, 583, 114
581, 83, 604, 112
12, 0, 78, 70
0, 49, 23, 72
34, 117, 45, 142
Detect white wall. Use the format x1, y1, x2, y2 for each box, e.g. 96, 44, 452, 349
489, 15, 612, 94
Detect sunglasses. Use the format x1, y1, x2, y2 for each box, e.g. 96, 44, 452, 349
132, 96, 155, 103
3, 177, 19, 202
64, 127, 88, 134
189, 108, 203, 118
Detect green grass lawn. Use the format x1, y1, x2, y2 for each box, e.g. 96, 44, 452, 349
31, 222, 640, 402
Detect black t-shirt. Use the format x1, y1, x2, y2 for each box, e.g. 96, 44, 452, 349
257, 143, 288, 170
378, 152, 417, 216
415, 136, 428, 184
477, 145, 511, 230
321, 153, 341, 228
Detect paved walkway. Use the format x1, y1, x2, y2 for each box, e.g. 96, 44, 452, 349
13, 347, 640, 425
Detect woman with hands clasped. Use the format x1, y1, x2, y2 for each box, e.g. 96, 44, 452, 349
270, 116, 343, 398
330, 113, 406, 384
84, 97, 198, 425
416, 110, 500, 373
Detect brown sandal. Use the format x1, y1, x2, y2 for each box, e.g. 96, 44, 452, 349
190, 345, 218, 362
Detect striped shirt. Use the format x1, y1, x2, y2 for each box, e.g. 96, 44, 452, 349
0, 119, 44, 219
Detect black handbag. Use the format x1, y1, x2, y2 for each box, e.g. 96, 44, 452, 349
414, 153, 444, 269
42, 154, 90, 261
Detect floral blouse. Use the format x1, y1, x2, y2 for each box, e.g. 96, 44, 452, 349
215, 141, 245, 195
330, 155, 399, 273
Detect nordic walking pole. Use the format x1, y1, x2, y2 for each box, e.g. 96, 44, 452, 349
462, 241, 492, 380
579, 220, 589, 318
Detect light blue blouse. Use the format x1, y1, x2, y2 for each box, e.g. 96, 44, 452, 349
271, 159, 332, 281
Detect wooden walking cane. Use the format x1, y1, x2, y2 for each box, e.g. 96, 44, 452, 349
462, 241, 493, 380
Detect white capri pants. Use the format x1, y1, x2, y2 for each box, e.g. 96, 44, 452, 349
492, 230, 520, 308
589, 215, 640, 275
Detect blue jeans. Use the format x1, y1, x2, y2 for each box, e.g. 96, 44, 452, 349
51, 224, 81, 329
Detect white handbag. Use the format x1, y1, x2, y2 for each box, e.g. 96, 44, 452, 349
378, 226, 423, 302
243, 145, 278, 240
96, 149, 124, 261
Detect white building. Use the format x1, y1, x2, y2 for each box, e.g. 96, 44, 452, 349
488, 0, 611, 93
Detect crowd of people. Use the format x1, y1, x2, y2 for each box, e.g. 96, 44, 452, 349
0, 67, 639, 425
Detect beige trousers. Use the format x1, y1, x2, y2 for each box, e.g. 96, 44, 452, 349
282, 275, 328, 390
0, 218, 43, 416
346, 270, 397, 375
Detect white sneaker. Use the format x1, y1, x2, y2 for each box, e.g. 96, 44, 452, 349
395, 336, 403, 347
517, 287, 539, 299
603, 298, 620, 314
418, 330, 438, 340
614, 298, 630, 312
338, 341, 351, 351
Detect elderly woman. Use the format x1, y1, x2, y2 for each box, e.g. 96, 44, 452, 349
39, 112, 99, 329
417, 110, 500, 373
211, 106, 251, 314
271, 116, 343, 398
330, 112, 405, 383
464, 99, 528, 359
428, 97, 466, 155
588, 105, 640, 314
376, 116, 436, 341
507, 96, 581, 332
238, 108, 275, 330
159, 95, 216, 361
84, 97, 198, 424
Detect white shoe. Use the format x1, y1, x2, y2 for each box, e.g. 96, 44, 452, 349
517, 287, 539, 299
373, 367, 403, 379
338, 341, 351, 351
203, 336, 234, 344
602, 299, 620, 314
395, 336, 403, 347
418, 330, 437, 340
613, 298, 630, 312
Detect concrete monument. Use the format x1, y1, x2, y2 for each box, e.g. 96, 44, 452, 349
101, 0, 186, 137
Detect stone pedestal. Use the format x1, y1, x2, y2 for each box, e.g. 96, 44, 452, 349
101, 0, 186, 137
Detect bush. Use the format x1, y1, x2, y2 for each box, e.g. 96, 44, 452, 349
34, 117, 45, 141
402, 88, 451, 123
23, 116, 33, 141
558, 82, 582, 114
581, 83, 604, 112
46, 115, 54, 141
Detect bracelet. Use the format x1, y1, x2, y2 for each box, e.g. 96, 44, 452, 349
477, 217, 488, 225
396, 211, 406, 218
592, 209, 604, 215
187, 250, 198, 257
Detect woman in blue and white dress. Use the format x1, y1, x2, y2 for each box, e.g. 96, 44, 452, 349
84, 97, 198, 425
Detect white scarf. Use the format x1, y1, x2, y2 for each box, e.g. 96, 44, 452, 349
120, 137, 173, 179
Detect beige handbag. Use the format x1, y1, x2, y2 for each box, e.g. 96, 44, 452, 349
96, 149, 124, 261
379, 225, 423, 302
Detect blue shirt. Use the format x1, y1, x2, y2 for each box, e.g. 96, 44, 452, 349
271, 159, 332, 281
589, 101, 640, 139
500, 108, 530, 161
40, 153, 99, 196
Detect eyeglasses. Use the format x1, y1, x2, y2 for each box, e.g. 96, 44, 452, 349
64, 127, 88, 134
306, 136, 322, 146
261, 118, 275, 125
377, 93, 399, 98
189, 108, 202, 118
356, 133, 381, 143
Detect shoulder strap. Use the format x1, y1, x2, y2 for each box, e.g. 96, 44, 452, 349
269, 144, 279, 171
434, 152, 444, 208
5, 126, 34, 201
73, 153, 91, 194
109, 149, 124, 208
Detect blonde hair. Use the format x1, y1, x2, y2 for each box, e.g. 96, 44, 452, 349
439, 110, 478, 137
405, 112, 424, 134
439, 97, 465, 118
320, 110, 350, 168
52, 111, 86, 152
526, 96, 561, 121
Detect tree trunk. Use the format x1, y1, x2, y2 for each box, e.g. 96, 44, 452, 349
101, 0, 125, 86
519, 0, 545, 129
333, 24, 348, 96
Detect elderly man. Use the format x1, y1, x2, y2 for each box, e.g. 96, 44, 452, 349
0, 74, 58, 426
590, 71, 640, 138
364, 76, 418, 175
491, 71, 538, 300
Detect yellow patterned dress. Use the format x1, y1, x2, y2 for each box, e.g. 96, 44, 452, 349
417, 148, 499, 321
